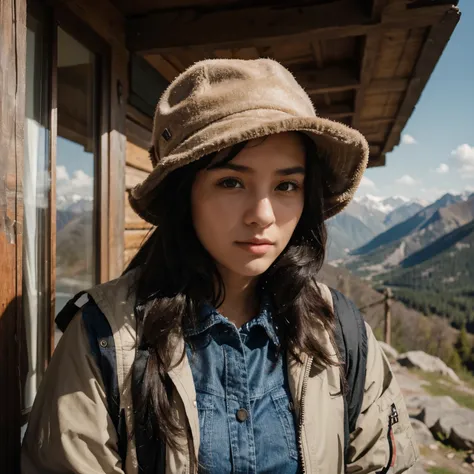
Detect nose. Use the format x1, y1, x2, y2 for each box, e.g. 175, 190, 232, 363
244, 196, 276, 228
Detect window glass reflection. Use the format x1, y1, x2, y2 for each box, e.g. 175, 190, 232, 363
55, 27, 98, 344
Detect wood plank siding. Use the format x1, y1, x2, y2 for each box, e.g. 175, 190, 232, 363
124, 114, 153, 267
0, 1, 27, 471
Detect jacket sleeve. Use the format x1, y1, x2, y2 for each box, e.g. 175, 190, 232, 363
346, 323, 420, 473
21, 311, 124, 474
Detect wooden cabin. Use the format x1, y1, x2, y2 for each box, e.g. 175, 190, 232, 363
0, 0, 460, 470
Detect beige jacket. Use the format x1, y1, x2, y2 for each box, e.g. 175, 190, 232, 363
22, 271, 419, 473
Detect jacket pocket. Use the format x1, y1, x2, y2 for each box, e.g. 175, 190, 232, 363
271, 388, 299, 461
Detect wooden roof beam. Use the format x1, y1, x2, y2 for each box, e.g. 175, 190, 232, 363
359, 117, 395, 126
352, 33, 382, 131
368, 77, 409, 94
317, 104, 354, 119
295, 65, 360, 95
126, 2, 452, 53
127, 0, 367, 53
368, 154, 386, 168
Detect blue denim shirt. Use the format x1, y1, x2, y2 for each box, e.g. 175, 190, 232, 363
184, 299, 300, 474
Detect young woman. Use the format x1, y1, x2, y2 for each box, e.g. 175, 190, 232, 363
22, 58, 419, 473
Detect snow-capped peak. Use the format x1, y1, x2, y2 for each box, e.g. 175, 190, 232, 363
353, 194, 424, 214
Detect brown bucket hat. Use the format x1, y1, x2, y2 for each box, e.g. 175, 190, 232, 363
129, 58, 369, 224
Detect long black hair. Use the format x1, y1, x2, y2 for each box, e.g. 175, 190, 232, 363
125, 133, 338, 458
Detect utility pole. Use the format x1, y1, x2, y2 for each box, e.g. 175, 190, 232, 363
384, 288, 392, 346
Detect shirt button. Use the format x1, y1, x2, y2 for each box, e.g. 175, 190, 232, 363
236, 408, 249, 422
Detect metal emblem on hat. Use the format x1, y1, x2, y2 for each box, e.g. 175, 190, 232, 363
162, 128, 172, 141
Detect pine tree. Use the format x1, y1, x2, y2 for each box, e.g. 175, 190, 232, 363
455, 324, 471, 366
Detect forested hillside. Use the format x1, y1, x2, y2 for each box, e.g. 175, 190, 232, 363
377, 219, 474, 332
318, 264, 462, 365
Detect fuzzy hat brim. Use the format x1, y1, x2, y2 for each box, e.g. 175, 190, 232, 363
129, 108, 369, 225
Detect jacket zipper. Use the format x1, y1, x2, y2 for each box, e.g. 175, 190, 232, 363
377, 403, 399, 474
297, 355, 313, 474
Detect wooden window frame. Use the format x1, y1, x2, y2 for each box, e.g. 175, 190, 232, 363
50, 8, 111, 355
25, 2, 112, 360
24, 0, 55, 396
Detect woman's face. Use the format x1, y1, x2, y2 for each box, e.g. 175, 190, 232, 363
191, 132, 306, 281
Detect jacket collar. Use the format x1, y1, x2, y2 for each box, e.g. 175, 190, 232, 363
183, 294, 279, 346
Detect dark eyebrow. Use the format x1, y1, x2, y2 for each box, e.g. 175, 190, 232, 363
211, 163, 305, 176
276, 166, 305, 176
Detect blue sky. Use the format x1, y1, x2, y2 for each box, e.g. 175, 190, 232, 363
359, 0, 474, 203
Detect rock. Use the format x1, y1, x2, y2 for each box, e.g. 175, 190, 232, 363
379, 341, 399, 360
421, 404, 474, 450
411, 418, 436, 446
406, 395, 439, 413
397, 351, 461, 383
414, 396, 459, 429
429, 443, 439, 450
450, 423, 474, 450
396, 375, 430, 398
432, 407, 474, 439
407, 393, 474, 451
446, 452, 455, 459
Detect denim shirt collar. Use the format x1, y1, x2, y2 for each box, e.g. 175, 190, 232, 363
184, 294, 279, 346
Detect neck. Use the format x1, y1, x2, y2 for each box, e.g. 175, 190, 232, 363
216, 270, 260, 328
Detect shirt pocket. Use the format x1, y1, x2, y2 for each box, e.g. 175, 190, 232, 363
196, 392, 215, 472
271, 388, 299, 461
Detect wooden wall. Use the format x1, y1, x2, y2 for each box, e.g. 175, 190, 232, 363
0, 1, 27, 471
124, 109, 154, 268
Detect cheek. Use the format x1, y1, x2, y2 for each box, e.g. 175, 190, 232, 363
275, 200, 304, 238
191, 186, 235, 250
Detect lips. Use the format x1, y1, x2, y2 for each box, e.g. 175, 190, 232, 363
237, 238, 274, 245
234, 239, 275, 255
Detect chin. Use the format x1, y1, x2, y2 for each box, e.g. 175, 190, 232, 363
229, 258, 275, 278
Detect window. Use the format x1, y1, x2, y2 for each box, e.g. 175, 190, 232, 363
55, 27, 100, 345
22, 9, 109, 410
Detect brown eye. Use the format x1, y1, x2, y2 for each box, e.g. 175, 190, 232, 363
218, 178, 243, 189
276, 181, 299, 192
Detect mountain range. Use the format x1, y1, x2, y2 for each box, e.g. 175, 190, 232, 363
56, 197, 95, 294
326, 195, 426, 260
331, 192, 474, 332
343, 193, 474, 277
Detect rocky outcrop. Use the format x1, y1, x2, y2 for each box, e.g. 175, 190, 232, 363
397, 351, 461, 383
450, 423, 474, 450
407, 394, 474, 451
415, 396, 459, 429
